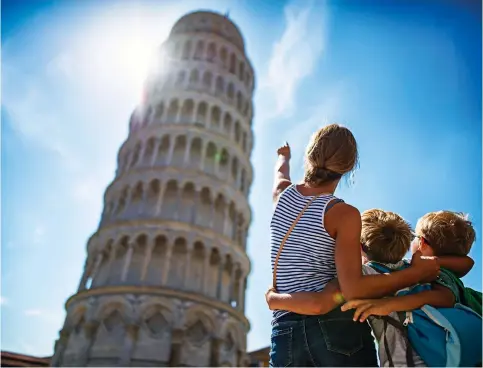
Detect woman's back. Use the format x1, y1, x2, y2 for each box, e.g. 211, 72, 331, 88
270, 184, 338, 320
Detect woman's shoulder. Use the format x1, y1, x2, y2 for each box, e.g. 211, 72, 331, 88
273, 180, 293, 202
325, 201, 360, 226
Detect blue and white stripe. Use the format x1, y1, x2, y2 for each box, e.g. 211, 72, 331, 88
270, 184, 338, 321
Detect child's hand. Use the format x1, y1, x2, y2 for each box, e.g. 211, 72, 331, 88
411, 250, 440, 283
277, 142, 291, 160
341, 298, 394, 322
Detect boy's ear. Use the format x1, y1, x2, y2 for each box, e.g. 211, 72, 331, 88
419, 237, 430, 252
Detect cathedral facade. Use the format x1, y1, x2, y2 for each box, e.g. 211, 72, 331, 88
51, 10, 254, 367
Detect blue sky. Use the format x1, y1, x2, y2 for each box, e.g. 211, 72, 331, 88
1, 0, 481, 356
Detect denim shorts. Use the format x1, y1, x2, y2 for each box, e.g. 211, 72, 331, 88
269, 307, 378, 367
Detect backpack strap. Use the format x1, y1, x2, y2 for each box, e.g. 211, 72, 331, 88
272, 194, 322, 291
379, 315, 415, 367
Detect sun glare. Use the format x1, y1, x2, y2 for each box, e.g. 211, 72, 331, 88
121, 35, 156, 89
79, 7, 172, 104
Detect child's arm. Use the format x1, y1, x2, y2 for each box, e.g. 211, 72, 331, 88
273, 143, 291, 202
266, 280, 343, 315
333, 206, 440, 301
437, 255, 474, 277
341, 284, 455, 322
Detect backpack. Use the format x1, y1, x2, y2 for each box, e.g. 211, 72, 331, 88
441, 269, 482, 316
367, 261, 482, 367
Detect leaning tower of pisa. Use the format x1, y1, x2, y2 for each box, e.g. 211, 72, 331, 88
51, 11, 254, 367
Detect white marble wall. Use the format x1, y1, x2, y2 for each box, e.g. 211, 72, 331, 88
53, 294, 249, 367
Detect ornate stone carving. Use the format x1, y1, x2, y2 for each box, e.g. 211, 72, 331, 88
145, 312, 168, 337
186, 320, 209, 346
103, 310, 123, 332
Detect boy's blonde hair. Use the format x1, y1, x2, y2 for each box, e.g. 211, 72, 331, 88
415, 211, 475, 256
361, 209, 412, 264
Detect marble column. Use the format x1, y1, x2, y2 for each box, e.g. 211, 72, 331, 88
90, 253, 104, 287
200, 143, 207, 171
141, 242, 154, 282
183, 136, 192, 166
228, 266, 237, 305
214, 150, 221, 176
168, 328, 184, 367
231, 212, 238, 241
78, 321, 99, 366
166, 137, 175, 165
183, 247, 192, 290
137, 184, 147, 215
238, 273, 246, 311
241, 278, 247, 312
162, 247, 173, 285
119, 324, 139, 366
150, 139, 160, 166
138, 142, 146, 167
174, 189, 182, 221
154, 183, 166, 216
105, 247, 117, 285
121, 243, 134, 282
190, 190, 199, 225
77, 260, 92, 292
124, 190, 133, 214
223, 202, 230, 237
202, 251, 211, 295
216, 257, 225, 299
209, 337, 223, 367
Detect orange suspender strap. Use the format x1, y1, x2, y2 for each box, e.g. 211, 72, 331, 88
272, 194, 322, 292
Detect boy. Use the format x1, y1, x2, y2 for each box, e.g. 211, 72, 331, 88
266, 209, 475, 366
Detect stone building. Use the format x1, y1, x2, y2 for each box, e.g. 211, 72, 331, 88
51, 10, 254, 367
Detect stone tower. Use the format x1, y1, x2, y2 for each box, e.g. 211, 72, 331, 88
51, 10, 254, 367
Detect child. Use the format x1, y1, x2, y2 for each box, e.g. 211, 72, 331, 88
266, 209, 475, 367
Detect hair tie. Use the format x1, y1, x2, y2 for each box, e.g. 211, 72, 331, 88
315, 167, 342, 181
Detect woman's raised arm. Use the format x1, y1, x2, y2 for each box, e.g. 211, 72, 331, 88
273, 142, 292, 202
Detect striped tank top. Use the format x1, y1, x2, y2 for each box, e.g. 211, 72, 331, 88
270, 184, 339, 321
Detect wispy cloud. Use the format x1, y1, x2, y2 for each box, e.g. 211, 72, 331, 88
285, 82, 345, 167
260, 0, 328, 119
24, 309, 42, 316
1, 296, 8, 306
24, 308, 63, 325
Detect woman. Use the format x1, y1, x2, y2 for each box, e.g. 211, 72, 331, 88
268, 124, 439, 367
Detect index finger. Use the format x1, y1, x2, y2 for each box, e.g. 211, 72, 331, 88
341, 299, 368, 311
